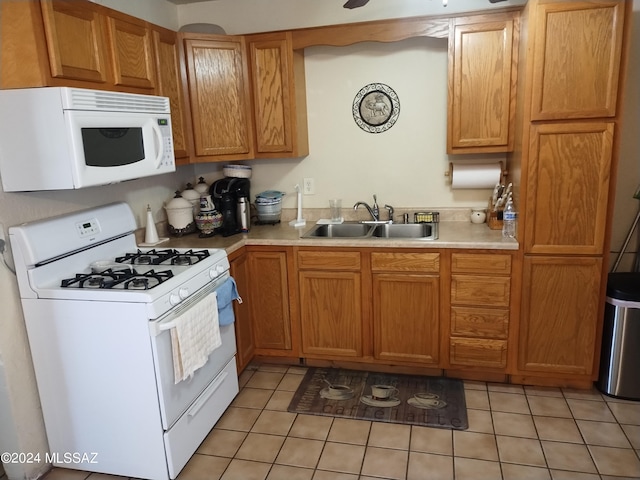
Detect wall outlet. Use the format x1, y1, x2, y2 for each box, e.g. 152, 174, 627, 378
303, 178, 315, 195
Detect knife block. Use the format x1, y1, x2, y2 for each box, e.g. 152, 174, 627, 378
488, 210, 503, 230
487, 197, 503, 230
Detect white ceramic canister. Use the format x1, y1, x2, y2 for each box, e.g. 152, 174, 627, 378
181, 183, 201, 214
193, 176, 210, 195
470, 207, 487, 224
165, 191, 196, 236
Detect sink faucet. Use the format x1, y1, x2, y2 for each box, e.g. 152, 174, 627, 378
354, 194, 384, 222
353, 201, 378, 221
384, 204, 394, 223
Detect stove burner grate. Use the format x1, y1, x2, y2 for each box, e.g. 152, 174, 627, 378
61, 268, 174, 290
115, 248, 210, 266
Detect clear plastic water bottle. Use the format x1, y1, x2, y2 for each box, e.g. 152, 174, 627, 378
502, 196, 517, 238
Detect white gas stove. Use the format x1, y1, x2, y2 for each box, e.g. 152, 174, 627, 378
9, 202, 239, 480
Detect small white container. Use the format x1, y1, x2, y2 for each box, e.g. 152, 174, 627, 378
193, 177, 209, 195
470, 207, 487, 224
165, 191, 196, 236
223, 164, 252, 178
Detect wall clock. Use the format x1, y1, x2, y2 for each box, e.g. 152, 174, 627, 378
352, 83, 400, 133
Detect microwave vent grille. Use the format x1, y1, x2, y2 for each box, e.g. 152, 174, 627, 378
66, 88, 170, 114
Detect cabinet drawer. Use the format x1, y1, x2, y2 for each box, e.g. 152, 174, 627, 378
451, 253, 511, 275
298, 251, 361, 271
449, 338, 507, 368
371, 252, 439, 273
451, 275, 510, 307
451, 307, 509, 339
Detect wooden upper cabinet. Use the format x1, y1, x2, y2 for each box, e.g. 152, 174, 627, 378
183, 35, 254, 160
153, 27, 191, 161
246, 32, 308, 158
530, 1, 625, 120
40, 0, 110, 84
524, 122, 614, 255
447, 12, 519, 153
106, 13, 156, 90
1, 0, 168, 94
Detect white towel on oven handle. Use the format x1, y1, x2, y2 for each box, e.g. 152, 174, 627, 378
170, 291, 222, 384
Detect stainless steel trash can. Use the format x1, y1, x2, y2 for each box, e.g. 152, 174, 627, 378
597, 272, 640, 400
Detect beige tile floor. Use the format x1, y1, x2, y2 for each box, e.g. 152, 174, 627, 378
38, 363, 640, 480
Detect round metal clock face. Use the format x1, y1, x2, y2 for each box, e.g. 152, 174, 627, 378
352, 83, 400, 133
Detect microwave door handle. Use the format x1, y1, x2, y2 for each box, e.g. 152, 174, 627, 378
150, 121, 164, 169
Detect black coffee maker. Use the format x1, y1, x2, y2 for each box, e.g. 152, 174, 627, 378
209, 178, 251, 237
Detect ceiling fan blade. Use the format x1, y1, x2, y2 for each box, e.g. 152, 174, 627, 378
343, 0, 370, 9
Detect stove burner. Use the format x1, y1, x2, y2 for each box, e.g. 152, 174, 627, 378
136, 255, 153, 265
115, 249, 210, 266
87, 277, 106, 288
60, 268, 174, 290
173, 255, 193, 266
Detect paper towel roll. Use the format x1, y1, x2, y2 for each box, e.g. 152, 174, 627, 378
450, 162, 502, 189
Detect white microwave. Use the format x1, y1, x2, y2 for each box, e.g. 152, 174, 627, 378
0, 87, 175, 191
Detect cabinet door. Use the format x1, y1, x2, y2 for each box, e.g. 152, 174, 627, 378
519, 256, 602, 375
153, 28, 191, 160
40, 0, 110, 83
373, 274, 439, 364
248, 251, 292, 351
229, 253, 254, 373
530, 1, 625, 120
299, 270, 362, 358
524, 122, 614, 255
247, 34, 292, 154
184, 36, 254, 159
106, 14, 156, 90
246, 32, 309, 158
447, 13, 517, 153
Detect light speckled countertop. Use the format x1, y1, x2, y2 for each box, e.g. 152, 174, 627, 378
144, 219, 519, 254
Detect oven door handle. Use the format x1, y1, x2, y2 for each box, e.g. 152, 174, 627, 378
187, 371, 229, 418
149, 271, 230, 336
158, 320, 178, 332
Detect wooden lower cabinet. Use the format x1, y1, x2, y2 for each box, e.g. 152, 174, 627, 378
298, 250, 363, 358
518, 255, 602, 376
449, 252, 512, 371
229, 251, 254, 373
372, 273, 439, 364
371, 251, 441, 365
247, 248, 293, 354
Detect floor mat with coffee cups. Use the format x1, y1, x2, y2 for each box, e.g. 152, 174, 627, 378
287, 367, 468, 430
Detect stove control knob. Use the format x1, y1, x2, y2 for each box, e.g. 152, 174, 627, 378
179, 287, 190, 299
169, 293, 181, 306
209, 265, 225, 278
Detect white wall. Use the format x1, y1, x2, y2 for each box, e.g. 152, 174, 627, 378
90, 0, 179, 30
610, 2, 640, 272
177, 0, 528, 34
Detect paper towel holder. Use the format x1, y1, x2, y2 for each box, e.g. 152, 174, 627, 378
444, 161, 507, 185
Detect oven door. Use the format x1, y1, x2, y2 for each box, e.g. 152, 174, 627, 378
150, 277, 237, 429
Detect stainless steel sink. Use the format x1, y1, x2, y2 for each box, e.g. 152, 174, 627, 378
302, 222, 437, 240
372, 223, 436, 239
302, 222, 373, 238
